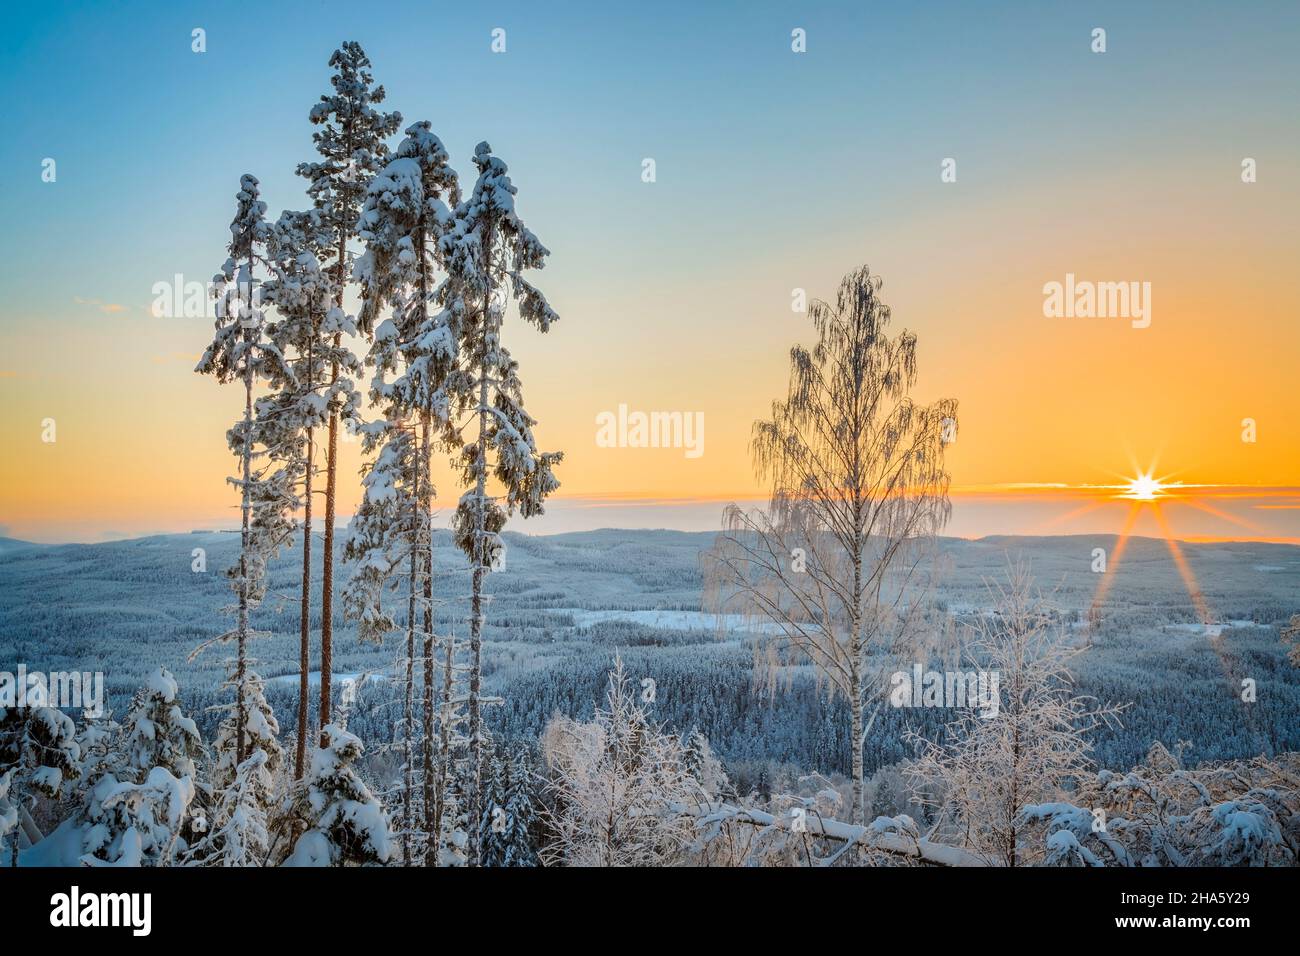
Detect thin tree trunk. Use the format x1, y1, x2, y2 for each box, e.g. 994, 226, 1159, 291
420, 416, 436, 865
320, 370, 338, 741
850, 535, 865, 829
433, 629, 454, 859
850, 666, 863, 828
1007, 658, 1023, 868
319, 103, 359, 743
295, 331, 315, 779
236, 262, 255, 766
466, 231, 492, 866
403, 441, 417, 863
319, 214, 349, 744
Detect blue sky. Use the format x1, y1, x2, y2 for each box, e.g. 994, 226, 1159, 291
2, 1, 1298, 542
6, 0, 1295, 321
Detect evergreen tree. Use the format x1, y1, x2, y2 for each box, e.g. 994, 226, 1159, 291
432, 627, 471, 863
205, 671, 284, 854
297, 42, 402, 740
502, 748, 540, 866
282, 724, 392, 866
343, 419, 423, 861
441, 141, 562, 863
76, 670, 202, 867
436, 769, 469, 867
80, 766, 196, 867
196, 174, 294, 769
0, 705, 80, 866
353, 120, 462, 863
261, 206, 357, 779
478, 746, 508, 866
756, 766, 772, 803
185, 750, 274, 867
119, 667, 203, 785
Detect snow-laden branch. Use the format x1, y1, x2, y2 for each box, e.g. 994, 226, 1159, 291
679, 802, 988, 867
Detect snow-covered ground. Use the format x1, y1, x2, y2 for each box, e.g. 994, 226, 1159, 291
555, 607, 785, 635
265, 671, 389, 687
1162, 620, 1260, 638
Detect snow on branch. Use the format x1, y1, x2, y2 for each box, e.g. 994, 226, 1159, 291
681, 801, 987, 867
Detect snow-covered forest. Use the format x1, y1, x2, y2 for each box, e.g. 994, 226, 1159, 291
3, 38, 1298, 870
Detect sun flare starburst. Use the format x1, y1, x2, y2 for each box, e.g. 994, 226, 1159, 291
1123, 472, 1165, 501
1084, 461, 1221, 628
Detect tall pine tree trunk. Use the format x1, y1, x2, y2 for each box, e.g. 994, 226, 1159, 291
236, 305, 253, 765
295, 332, 315, 780
319, 224, 347, 744
320, 372, 338, 743
433, 629, 454, 859
402, 449, 418, 863
420, 416, 436, 865
466, 232, 492, 866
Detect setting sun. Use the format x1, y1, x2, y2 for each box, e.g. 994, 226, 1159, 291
1124, 472, 1165, 501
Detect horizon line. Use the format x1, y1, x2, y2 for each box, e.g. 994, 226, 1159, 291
6, 528, 1300, 549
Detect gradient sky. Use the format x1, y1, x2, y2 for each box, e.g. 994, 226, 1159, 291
1, 0, 1298, 543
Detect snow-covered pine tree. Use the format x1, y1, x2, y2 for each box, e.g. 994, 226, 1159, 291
478, 745, 508, 866
261, 206, 360, 778
210, 673, 283, 796
353, 120, 462, 863
440, 141, 562, 864
435, 767, 469, 867
343, 419, 423, 861
119, 667, 204, 785
80, 767, 197, 867
477, 745, 540, 866
185, 749, 274, 867
73, 708, 120, 786
297, 42, 403, 740
0, 705, 80, 866
72, 669, 202, 867
281, 723, 392, 866
197, 399, 296, 863
502, 748, 540, 866
432, 626, 471, 864
683, 728, 729, 804
196, 174, 295, 772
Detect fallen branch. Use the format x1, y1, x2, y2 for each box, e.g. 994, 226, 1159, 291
679, 801, 988, 867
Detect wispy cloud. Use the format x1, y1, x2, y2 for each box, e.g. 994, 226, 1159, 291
73, 295, 131, 315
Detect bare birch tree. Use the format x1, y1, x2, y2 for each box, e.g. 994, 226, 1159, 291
704, 265, 956, 828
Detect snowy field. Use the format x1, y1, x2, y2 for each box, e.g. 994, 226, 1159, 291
2, 529, 1299, 779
